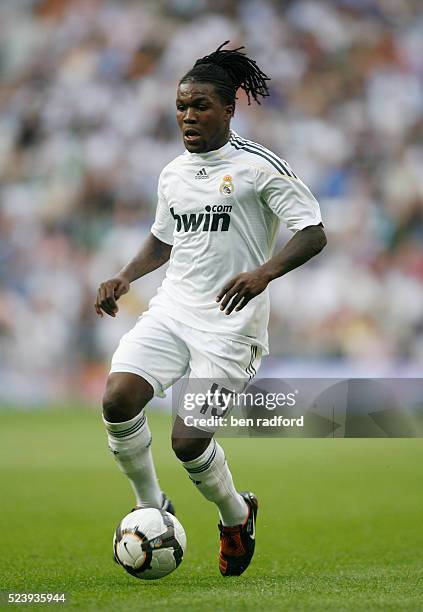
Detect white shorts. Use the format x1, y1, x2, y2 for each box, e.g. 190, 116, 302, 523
110, 309, 262, 431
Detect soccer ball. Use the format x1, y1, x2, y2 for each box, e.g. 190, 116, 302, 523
113, 508, 186, 580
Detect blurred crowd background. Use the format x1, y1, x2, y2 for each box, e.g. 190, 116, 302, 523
1, 0, 422, 404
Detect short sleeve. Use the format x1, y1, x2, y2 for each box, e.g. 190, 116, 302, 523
151, 176, 174, 245
256, 166, 322, 233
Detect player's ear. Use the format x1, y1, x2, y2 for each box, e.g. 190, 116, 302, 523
224, 103, 234, 120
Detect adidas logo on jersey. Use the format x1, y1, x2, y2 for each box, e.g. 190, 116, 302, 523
170, 204, 232, 233
195, 167, 209, 179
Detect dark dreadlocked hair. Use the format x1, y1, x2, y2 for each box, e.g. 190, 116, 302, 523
179, 41, 270, 108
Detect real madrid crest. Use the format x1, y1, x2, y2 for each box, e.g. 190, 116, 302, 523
219, 175, 234, 197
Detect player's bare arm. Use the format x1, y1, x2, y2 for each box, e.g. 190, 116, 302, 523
216, 223, 326, 315
95, 233, 172, 318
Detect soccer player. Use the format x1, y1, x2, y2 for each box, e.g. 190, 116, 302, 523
95, 42, 326, 576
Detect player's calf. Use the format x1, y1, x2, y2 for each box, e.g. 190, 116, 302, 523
171, 413, 212, 461
171, 436, 212, 462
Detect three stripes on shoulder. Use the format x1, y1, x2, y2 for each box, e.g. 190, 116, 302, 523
229, 134, 298, 179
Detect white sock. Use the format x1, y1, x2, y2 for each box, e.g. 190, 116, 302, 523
103, 411, 163, 509
182, 440, 248, 526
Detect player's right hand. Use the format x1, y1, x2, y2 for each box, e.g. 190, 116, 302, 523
95, 276, 130, 318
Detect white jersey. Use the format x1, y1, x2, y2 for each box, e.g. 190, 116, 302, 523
150, 130, 322, 353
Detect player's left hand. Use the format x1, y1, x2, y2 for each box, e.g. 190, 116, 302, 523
216, 271, 269, 315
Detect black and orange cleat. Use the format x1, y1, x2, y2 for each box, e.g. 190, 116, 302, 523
218, 491, 258, 576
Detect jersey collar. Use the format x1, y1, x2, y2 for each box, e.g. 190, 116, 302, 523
183, 133, 234, 161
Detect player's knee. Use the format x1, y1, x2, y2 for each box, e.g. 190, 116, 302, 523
171, 436, 211, 462
102, 386, 137, 423
102, 374, 152, 423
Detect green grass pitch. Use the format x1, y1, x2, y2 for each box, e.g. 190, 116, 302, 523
1, 409, 423, 611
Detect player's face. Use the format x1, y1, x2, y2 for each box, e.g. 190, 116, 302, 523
176, 82, 233, 153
